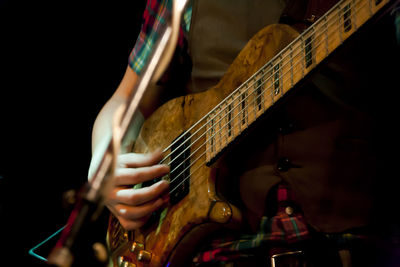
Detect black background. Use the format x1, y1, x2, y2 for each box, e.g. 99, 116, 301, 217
1, 1, 400, 266
0, 0, 145, 266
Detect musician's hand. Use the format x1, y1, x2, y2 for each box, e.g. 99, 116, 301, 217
106, 151, 170, 230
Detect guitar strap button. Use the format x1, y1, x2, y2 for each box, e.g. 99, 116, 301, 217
138, 250, 152, 263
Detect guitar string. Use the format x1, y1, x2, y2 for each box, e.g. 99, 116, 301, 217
166, 10, 369, 190
163, 0, 368, 184
160, 0, 369, 162
168, 0, 384, 194
159, 0, 367, 174
165, 0, 370, 189
167, 5, 369, 195
157, 0, 342, 161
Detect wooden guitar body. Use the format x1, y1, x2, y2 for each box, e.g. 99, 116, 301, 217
107, 24, 299, 267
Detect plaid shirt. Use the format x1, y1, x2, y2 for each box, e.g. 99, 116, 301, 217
193, 183, 311, 263
128, 0, 192, 75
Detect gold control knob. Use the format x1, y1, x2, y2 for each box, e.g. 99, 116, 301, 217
117, 256, 124, 266
138, 250, 152, 263
123, 232, 129, 240
117, 256, 137, 267
122, 261, 136, 267
130, 242, 144, 254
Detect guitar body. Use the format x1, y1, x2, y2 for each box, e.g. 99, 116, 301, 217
107, 23, 299, 267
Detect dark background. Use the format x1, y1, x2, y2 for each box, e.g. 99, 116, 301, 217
0, 0, 145, 266
0, 1, 400, 267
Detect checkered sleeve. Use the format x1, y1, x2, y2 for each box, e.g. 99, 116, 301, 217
128, 0, 172, 75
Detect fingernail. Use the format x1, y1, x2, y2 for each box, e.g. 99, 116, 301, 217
158, 179, 170, 187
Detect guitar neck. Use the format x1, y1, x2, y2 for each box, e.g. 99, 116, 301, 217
204, 0, 391, 163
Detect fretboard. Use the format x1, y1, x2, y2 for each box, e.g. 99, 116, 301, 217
205, 0, 391, 163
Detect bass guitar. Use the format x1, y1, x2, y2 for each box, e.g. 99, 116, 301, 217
107, 0, 396, 266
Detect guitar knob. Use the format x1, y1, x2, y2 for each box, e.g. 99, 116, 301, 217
130, 242, 144, 254
138, 250, 152, 263
117, 256, 137, 267
117, 256, 124, 266
122, 261, 136, 267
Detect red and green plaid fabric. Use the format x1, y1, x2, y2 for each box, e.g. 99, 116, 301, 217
128, 0, 192, 75
193, 183, 311, 263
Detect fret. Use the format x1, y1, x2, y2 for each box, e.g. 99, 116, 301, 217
209, 116, 215, 154
352, 0, 358, 31
304, 28, 315, 69
273, 60, 281, 95
291, 39, 303, 90
245, 81, 255, 126
220, 101, 228, 147
368, 0, 373, 15
260, 69, 266, 114
313, 20, 327, 66
255, 76, 263, 112
370, 1, 389, 17
263, 63, 274, 106
327, 7, 342, 54
357, 0, 377, 27
339, 1, 356, 41
252, 72, 264, 120
216, 106, 223, 154
280, 47, 293, 95
290, 47, 294, 88
240, 89, 249, 128
227, 102, 233, 138
206, 106, 225, 160
323, 16, 329, 56
343, 2, 353, 33
260, 64, 273, 113
233, 89, 243, 136
205, 115, 214, 161
300, 36, 306, 78
338, 4, 344, 44
372, 0, 388, 13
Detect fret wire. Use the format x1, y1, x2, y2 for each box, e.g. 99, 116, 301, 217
252, 78, 256, 119
244, 86, 249, 127
338, 4, 344, 43
262, 68, 266, 113
161, 0, 375, 169
279, 55, 284, 96
289, 46, 293, 88
218, 107, 222, 151
352, 0, 358, 31
224, 103, 228, 144
368, 0, 373, 15
301, 35, 305, 78
324, 16, 329, 56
